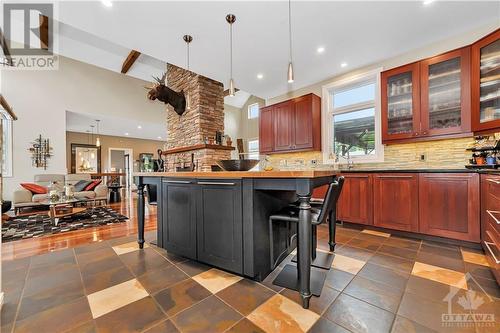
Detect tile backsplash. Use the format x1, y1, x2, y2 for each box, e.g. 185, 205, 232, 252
267, 137, 476, 170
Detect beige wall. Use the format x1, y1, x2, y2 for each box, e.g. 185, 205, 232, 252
265, 23, 499, 170
66, 131, 164, 172
223, 95, 265, 158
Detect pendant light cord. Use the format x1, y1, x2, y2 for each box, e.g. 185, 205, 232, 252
230, 22, 233, 80
288, 0, 293, 63
187, 42, 190, 71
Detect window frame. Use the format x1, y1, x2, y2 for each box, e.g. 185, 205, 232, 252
247, 103, 259, 119
1, 117, 13, 177
322, 68, 384, 164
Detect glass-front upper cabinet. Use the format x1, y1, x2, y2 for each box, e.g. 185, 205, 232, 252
472, 29, 500, 132
381, 63, 420, 142
420, 47, 471, 136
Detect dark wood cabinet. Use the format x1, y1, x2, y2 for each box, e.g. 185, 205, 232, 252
161, 179, 197, 259
259, 106, 274, 153
472, 29, 500, 133
373, 173, 419, 232
196, 180, 243, 274
273, 101, 294, 151
337, 174, 373, 225
419, 173, 480, 242
480, 174, 500, 283
382, 63, 421, 142
420, 47, 471, 136
382, 47, 472, 143
258, 93, 321, 154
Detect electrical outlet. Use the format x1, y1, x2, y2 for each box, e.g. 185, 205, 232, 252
420, 153, 426, 161
311, 159, 317, 165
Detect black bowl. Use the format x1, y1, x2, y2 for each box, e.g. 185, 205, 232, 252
2, 200, 12, 213
216, 159, 260, 171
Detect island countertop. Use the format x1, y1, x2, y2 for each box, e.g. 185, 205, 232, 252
133, 170, 337, 178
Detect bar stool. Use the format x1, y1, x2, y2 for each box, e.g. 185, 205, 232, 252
268, 177, 344, 270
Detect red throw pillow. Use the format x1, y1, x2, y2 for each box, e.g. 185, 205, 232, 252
84, 179, 102, 191
21, 183, 48, 194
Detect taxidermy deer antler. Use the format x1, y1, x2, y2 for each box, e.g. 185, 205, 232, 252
146, 72, 187, 116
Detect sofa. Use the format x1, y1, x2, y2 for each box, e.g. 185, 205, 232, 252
13, 174, 108, 212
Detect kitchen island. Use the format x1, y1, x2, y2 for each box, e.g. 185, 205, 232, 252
134, 170, 336, 308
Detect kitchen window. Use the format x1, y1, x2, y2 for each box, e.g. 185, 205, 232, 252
248, 103, 259, 119
247, 139, 259, 160
1, 118, 12, 177
322, 69, 383, 164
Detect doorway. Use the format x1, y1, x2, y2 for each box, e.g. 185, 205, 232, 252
108, 148, 133, 188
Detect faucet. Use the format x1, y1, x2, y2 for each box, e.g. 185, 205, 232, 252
335, 148, 354, 170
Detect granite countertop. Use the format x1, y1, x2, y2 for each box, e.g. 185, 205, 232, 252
133, 170, 337, 179
338, 168, 500, 174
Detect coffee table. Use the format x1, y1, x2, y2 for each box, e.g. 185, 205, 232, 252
39, 198, 97, 226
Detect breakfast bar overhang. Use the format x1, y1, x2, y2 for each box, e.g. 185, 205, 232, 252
134, 170, 336, 308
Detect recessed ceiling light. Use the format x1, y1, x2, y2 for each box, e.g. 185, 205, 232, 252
124, 132, 129, 136
157, 136, 162, 139
257, 73, 264, 79
101, 0, 113, 7
341, 62, 348, 68
423, 0, 435, 5
317, 46, 325, 54
137, 125, 142, 129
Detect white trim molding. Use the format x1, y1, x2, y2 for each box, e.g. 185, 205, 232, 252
321, 68, 384, 165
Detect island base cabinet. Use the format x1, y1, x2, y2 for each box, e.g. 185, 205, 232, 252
161, 180, 197, 259
373, 174, 419, 232
196, 180, 243, 274
337, 174, 373, 225
419, 173, 480, 242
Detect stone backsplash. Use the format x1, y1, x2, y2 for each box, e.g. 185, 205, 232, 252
267, 137, 477, 170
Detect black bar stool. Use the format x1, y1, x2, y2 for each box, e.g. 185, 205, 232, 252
268, 177, 344, 271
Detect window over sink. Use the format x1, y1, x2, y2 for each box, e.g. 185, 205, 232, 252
322, 69, 383, 164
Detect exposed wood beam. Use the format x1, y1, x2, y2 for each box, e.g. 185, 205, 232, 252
39, 14, 49, 50
0, 28, 13, 66
0, 94, 18, 120
121, 50, 141, 74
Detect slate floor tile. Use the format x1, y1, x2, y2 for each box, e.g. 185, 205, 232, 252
216, 279, 275, 315
137, 264, 189, 294
153, 278, 211, 317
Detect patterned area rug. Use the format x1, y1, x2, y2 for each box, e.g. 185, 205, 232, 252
1, 207, 128, 242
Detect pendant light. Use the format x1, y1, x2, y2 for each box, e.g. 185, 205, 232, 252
95, 119, 101, 147
183, 34, 193, 110
90, 125, 95, 159
226, 14, 236, 96
287, 0, 294, 83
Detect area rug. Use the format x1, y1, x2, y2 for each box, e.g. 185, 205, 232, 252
1, 207, 128, 242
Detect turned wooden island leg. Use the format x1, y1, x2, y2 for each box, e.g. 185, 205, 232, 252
137, 182, 145, 249
297, 194, 312, 309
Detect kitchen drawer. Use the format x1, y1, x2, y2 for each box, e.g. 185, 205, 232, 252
484, 176, 500, 201
485, 210, 500, 243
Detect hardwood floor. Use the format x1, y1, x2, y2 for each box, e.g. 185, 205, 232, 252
1, 190, 157, 261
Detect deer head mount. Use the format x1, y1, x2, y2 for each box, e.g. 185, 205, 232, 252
146, 73, 187, 116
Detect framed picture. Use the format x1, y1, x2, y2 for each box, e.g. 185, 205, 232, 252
71, 143, 101, 174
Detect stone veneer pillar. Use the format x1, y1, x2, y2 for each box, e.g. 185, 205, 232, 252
163, 63, 230, 171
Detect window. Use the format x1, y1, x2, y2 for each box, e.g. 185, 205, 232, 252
247, 139, 259, 160
248, 103, 259, 119
1, 118, 12, 177
322, 69, 383, 164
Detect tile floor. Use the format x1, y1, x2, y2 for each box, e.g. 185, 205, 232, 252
1, 225, 499, 333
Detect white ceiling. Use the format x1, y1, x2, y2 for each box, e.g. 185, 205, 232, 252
66, 111, 166, 141
53, 0, 499, 100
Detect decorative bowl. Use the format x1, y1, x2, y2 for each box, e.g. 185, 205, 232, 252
216, 159, 260, 171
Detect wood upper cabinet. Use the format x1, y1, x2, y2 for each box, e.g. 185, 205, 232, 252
259, 93, 321, 154
472, 29, 500, 133
382, 63, 421, 142
259, 106, 274, 153
373, 173, 419, 232
273, 101, 294, 151
420, 47, 471, 136
382, 47, 472, 143
337, 173, 373, 225
419, 173, 480, 242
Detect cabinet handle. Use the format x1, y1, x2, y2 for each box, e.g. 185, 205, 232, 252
197, 181, 235, 186
163, 180, 191, 184
413, 132, 418, 136
487, 179, 500, 185
422, 131, 428, 135
484, 240, 500, 264
487, 210, 500, 225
